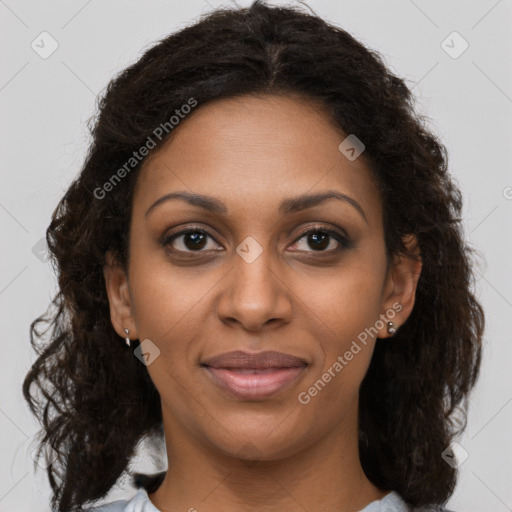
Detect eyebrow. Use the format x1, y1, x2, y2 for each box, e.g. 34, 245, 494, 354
145, 190, 368, 224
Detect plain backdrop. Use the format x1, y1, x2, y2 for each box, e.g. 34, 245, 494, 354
1, 1, 511, 511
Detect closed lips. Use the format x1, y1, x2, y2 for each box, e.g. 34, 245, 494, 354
202, 350, 308, 401
201, 350, 308, 370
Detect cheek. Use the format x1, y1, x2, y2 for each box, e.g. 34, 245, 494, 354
129, 247, 210, 335
301, 258, 385, 343
127, 261, 213, 403
127, 255, 204, 363
296, 282, 379, 418
295, 257, 385, 401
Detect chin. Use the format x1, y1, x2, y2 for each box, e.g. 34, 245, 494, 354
201, 419, 310, 462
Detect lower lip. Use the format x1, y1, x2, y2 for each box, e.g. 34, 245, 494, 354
204, 366, 306, 400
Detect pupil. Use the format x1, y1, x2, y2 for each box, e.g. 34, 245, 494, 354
181, 231, 331, 252
185, 232, 206, 250
309, 232, 328, 251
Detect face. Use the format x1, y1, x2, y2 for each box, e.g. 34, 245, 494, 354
105, 93, 421, 461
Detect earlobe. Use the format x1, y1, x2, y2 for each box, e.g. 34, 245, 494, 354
103, 250, 138, 340
379, 235, 422, 338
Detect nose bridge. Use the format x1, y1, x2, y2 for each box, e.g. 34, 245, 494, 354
217, 234, 292, 330
235, 236, 275, 289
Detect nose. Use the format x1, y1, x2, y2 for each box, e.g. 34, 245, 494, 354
216, 245, 293, 332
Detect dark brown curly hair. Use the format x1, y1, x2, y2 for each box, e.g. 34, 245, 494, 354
22, 1, 484, 510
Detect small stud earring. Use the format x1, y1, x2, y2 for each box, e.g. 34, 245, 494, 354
387, 322, 397, 335
124, 328, 131, 347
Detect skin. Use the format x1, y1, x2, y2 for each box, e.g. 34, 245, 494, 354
104, 93, 422, 512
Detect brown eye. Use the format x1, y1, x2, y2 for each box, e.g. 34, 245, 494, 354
305, 231, 331, 251
164, 229, 221, 253
290, 228, 351, 253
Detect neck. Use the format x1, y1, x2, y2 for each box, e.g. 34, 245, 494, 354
149, 399, 388, 512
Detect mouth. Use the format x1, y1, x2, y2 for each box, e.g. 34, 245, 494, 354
201, 350, 308, 400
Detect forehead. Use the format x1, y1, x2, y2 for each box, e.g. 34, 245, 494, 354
134, 93, 382, 224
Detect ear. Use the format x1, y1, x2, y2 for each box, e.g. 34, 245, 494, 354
378, 234, 422, 338
103, 250, 138, 342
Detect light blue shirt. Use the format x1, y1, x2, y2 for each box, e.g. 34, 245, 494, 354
85, 488, 451, 511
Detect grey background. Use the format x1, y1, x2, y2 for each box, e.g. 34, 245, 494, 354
1, 1, 511, 510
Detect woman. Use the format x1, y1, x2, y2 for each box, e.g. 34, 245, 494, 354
23, 1, 484, 511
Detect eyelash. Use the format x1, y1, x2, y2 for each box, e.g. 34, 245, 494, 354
162, 224, 352, 256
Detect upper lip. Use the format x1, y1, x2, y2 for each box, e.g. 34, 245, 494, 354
201, 350, 308, 370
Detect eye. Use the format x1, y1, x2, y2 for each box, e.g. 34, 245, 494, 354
162, 224, 351, 257
163, 228, 222, 254
290, 227, 351, 253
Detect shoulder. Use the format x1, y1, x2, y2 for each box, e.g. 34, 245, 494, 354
377, 491, 457, 512
83, 488, 158, 512
409, 501, 457, 512
411, 507, 457, 512
83, 500, 129, 512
